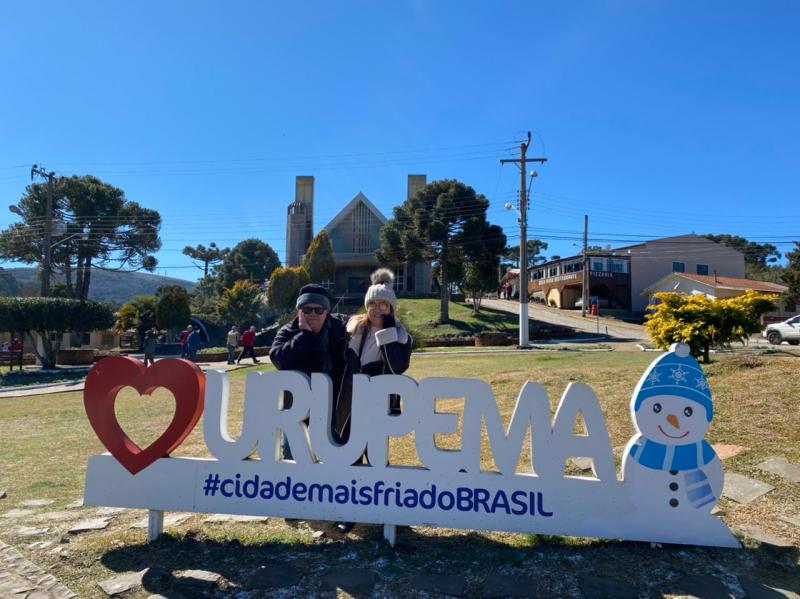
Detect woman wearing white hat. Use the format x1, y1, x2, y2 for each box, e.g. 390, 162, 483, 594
333, 268, 413, 444
331, 268, 412, 533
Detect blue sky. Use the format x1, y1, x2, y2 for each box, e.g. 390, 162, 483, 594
1, 1, 798, 281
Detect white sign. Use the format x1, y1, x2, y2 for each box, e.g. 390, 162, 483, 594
83, 344, 739, 548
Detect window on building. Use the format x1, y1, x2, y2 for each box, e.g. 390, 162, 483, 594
394, 266, 405, 291
592, 261, 605, 272
549, 266, 558, 277
672, 262, 685, 273
696, 264, 709, 275
610, 260, 627, 273
320, 278, 334, 291
81, 332, 91, 346
351, 202, 374, 253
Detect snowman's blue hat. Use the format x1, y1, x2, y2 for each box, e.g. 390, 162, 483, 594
633, 343, 713, 421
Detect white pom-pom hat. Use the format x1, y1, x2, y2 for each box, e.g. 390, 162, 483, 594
364, 268, 397, 311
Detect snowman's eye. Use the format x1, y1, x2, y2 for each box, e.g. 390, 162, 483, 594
653, 403, 662, 413
684, 406, 693, 417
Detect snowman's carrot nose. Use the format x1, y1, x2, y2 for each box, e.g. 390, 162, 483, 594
666, 414, 680, 429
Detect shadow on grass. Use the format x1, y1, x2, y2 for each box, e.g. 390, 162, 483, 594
98, 525, 799, 597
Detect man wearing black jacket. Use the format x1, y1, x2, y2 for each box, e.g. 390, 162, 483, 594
269, 284, 347, 458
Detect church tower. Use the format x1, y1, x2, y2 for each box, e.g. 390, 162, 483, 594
285, 176, 314, 266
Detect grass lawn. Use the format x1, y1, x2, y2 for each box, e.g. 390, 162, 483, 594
396, 298, 519, 337
0, 352, 798, 597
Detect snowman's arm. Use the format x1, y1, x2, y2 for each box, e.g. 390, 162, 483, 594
704, 455, 724, 502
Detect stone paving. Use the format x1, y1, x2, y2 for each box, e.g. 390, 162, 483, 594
0, 539, 76, 598
722, 472, 775, 504
98, 568, 149, 596
130, 512, 191, 529
758, 456, 800, 483
713, 443, 750, 460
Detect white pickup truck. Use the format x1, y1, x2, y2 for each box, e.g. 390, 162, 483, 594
763, 315, 800, 345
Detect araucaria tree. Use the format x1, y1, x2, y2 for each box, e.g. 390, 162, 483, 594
0, 297, 114, 368
0, 175, 161, 299
183, 242, 229, 278
215, 238, 281, 290
645, 291, 776, 363
781, 242, 800, 309
377, 179, 505, 324
303, 231, 335, 283
502, 240, 548, 268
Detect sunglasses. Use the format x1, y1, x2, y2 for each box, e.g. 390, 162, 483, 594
300, 306, 326, 315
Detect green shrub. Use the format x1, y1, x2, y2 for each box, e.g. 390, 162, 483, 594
0, 297, 114, 368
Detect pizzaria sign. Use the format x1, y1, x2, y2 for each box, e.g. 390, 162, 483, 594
82, 343, 739, 548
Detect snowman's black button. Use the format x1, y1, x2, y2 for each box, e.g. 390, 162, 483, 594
669, 470, 678, 475
669, 498, 679, 507
669, 482, 679, 491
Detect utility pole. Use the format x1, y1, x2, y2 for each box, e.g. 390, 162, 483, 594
31, 164, 58, 297
500, 132, 547, 346
581, 214, 589, 317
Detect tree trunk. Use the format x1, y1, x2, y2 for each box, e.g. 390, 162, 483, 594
472, 291, 482, 314
27, 331, 59, 369
76, 256, 85, 299
703, 344, 710, 364
439, 247, 449, 324
80, 259, 92, 300
64, 260, 74, 298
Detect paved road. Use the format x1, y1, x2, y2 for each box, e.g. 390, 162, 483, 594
482, 298, 650, 342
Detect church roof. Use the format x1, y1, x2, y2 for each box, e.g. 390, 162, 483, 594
321, 192, 388, 232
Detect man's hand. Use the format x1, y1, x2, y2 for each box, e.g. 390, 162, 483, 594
298, 310, 312, 332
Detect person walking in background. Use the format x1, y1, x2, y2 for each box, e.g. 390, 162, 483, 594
186, 326, 202, 361
237, 325, 259, 364
226, 325, 240, 365
179, 325, 191, 359
142, 328, 157, 367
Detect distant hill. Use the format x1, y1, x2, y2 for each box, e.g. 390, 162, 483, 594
6, 268, 196, 306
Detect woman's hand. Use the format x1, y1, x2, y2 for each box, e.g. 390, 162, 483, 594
382, 313, 396, 329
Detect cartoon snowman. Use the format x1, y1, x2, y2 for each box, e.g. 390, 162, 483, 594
622, 342, 723, 515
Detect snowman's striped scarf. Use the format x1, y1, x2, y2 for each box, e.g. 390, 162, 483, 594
629, 438, 715, 472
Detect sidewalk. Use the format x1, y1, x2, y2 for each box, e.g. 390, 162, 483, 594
0, 358, 258, 399
481, 298, 649, 341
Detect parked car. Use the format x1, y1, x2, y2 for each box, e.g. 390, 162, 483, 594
574, 297, 612, 309
762, 315, 800, 345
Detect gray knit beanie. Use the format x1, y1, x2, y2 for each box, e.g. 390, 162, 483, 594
364, 268, 397, 311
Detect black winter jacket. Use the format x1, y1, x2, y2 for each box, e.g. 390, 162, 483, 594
269, 314, 348, 405
332, 320, 412, 438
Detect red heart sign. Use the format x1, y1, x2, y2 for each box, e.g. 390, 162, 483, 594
84, 356, 205, 475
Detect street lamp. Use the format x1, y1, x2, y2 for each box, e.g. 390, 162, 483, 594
8, 205, 23, 217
